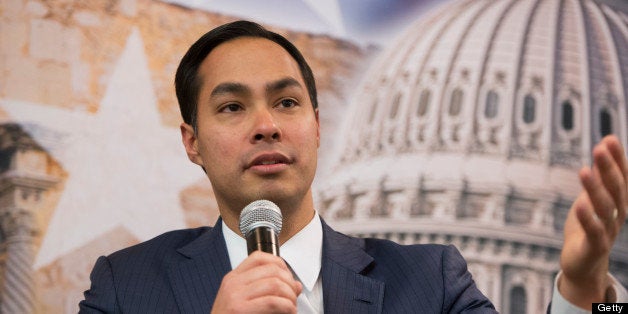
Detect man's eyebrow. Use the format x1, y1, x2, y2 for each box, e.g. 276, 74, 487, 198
210, 82, 250, 98
266, 77, 302, 94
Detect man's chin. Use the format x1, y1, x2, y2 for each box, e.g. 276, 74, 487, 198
248, 190, 292, 204
245, 187, 305, 206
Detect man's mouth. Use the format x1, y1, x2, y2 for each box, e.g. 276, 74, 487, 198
247, 152, 292, 172
260, 160, 281, 165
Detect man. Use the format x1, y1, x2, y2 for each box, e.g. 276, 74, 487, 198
80, 20, 627, 313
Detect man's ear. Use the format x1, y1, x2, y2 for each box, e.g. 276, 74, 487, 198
180, 123, 203, 166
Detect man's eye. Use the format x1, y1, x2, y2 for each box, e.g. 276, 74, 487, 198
278, 99, 297, 108
221, 104, 242, 112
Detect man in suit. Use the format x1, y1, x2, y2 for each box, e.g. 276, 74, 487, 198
80, 20, 627, 313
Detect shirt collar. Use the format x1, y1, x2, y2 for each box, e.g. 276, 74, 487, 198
222, 213, 323, 291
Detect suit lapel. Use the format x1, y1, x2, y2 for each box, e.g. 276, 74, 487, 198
321, 220, 384, 314
167, 220, 231, 314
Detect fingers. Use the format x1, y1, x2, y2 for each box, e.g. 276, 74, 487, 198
572, 190, 605, 244
232, 252, 301, 296
604, 135, 628, 223
592, 145, 625, 221
579, 135, 628, 242
245, 277, 302, 301
247, 296, 299, 314
577, 169, 609, 246
212, 252, 301, 313
235, 263, 302, 298
581, 163, 616, 223
603, 135, 628, 184
235, 251, 290, 273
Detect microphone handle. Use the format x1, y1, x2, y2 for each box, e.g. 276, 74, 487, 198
246, 226, 280, 256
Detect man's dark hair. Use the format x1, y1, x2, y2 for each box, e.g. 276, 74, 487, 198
175, 20, 318, 129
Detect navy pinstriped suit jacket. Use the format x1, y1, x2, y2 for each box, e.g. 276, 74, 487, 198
79, 218, 497, 313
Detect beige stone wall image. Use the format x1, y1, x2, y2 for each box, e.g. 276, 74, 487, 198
36, 226, 138, 313
0, 0, 371, 312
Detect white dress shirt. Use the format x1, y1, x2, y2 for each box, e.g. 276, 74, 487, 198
222, 214, 324, 313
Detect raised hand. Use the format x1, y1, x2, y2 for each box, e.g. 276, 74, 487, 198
559, 135, 628, 309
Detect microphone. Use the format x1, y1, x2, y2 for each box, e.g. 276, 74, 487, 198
239, 200, 283, 256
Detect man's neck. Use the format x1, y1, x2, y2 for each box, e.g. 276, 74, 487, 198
219, 194, 316, 245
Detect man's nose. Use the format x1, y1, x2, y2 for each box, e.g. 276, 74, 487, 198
251, 108, 281, 143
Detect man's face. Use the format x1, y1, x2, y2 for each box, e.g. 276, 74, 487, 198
181, 37, 320, 218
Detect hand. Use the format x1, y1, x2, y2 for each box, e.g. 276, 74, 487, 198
211, 251, 302, 314
559, 135, 627, 309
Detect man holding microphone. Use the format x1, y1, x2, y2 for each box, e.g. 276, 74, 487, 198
80, 20, 627, 313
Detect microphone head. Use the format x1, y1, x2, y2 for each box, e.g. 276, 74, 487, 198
239, 200, 283, 236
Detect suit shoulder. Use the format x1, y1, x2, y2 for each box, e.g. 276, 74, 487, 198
363, 237, 463, 267
359, 237, 494, 312
364, 236, 449, 255
106, 226, 211, 263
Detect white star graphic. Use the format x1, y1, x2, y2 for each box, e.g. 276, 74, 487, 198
1, 27, 204, 268
164, 0, 346, 37
302, 0, 345, 36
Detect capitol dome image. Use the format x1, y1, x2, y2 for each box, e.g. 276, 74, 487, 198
317, 0, 628, 312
